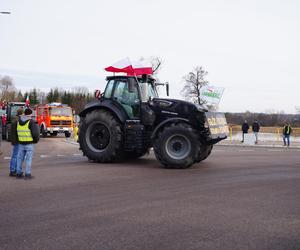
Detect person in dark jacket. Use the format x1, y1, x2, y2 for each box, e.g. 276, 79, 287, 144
9, 108, 24, 176
283, 122, 292, 147
241, 120, 249, 143
252, 120, 260, 144
16, 108, 39, 179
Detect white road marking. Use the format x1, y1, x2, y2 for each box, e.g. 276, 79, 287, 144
268, 149, 284, 152
4, 156, 11, 160
73, 153, 82, 156
40, 155, 49, 158
239, 149, 254, 152
57, 154, 65, 157
213, 149, 225, 152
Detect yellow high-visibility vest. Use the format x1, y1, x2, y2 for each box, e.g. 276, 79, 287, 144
17, 121, 33, 142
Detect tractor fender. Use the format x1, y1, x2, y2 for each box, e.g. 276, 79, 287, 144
151, 117, 190, 140
79, 100, 128, 124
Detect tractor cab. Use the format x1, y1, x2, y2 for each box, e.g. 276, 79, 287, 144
102, 75, 160, 120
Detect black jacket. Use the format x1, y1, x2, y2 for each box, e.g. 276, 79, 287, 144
17, 116, 40, 144
11, 115, 20, 145
283, 125, 292, 136
242, 122, 249, 133
252, 122, 260, 132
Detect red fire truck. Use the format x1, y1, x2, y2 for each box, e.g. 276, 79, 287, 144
36, 103, 73, 138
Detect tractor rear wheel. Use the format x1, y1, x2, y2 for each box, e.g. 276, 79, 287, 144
79, 110, 123, 162
153, 123, 198, 169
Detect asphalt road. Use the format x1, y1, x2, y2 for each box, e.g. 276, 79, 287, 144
0, 138, 299, 250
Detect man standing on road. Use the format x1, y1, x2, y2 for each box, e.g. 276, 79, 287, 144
241, 120, 249, 143
16, 108, 39, 179
283, 122, 292, 147
9, 108, 23, 177
252, 120, 260, 144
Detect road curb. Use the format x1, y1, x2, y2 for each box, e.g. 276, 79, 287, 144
218, 143, 300, 149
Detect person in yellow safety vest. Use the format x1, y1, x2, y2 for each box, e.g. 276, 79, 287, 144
9, 108, 24, 177
283, 122, 292, 147
16, 108, 40, 179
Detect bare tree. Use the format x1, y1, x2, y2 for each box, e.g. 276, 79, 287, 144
150, 57, 162, 75
139, 56, 163, 76
0, 75, 16, 101
181, 66, 208, 105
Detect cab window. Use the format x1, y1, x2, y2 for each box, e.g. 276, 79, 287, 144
104, 80, 114, 98
113, 80, 140, 118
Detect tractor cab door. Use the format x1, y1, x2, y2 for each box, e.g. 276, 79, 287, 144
112, 79, 140, 119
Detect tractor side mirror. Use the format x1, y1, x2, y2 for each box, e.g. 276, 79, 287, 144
166, 82, 169, 96
128, 78, 136, 93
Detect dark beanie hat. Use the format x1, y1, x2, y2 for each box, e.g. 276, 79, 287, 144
24, 108, 32, 115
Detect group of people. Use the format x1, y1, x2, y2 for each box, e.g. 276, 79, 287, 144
241, 120, 293, 146
241, 120, 260, 144
7, 108, 39, 179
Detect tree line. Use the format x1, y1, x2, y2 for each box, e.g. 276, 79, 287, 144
0, 75, 93, 113
226, 112, 300, 127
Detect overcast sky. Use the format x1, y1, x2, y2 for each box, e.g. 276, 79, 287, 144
1, 0, 300, 113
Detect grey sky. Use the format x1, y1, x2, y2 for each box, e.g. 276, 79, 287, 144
1, 0, 299, 113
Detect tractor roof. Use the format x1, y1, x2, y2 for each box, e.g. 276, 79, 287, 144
106, 75, 155, 82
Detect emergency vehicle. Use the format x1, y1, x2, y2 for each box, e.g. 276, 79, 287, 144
36, 103, 73, 138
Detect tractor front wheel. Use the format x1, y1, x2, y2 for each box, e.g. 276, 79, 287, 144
153, 123, 198, 169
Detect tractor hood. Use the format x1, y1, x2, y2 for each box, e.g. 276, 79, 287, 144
150, 98, 208, 125
152, 98, 208, 114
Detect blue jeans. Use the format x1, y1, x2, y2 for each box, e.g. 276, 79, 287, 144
283, 135, 290, 146
16, 144, 34, 175
10, 144, 19, 172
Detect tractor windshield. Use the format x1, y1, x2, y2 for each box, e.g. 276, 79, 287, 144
147, 82, 158, 98
10, 105, 24, 117
139, 81, 158, 102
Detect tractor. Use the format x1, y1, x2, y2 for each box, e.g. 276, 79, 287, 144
79, 75, 228, 169
3, 102, 26, 141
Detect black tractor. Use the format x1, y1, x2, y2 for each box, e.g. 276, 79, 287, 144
3, 102, 26, 141
79, 75, 228, 169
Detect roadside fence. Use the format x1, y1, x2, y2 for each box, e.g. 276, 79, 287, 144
228, 126, 300, 143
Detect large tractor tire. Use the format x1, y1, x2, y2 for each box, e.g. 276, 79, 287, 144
195, 144, 213, 163
2, 126, 7, 140
79, 110, 123, 163
6, 123, 11, 142
153, 123, 198, 169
